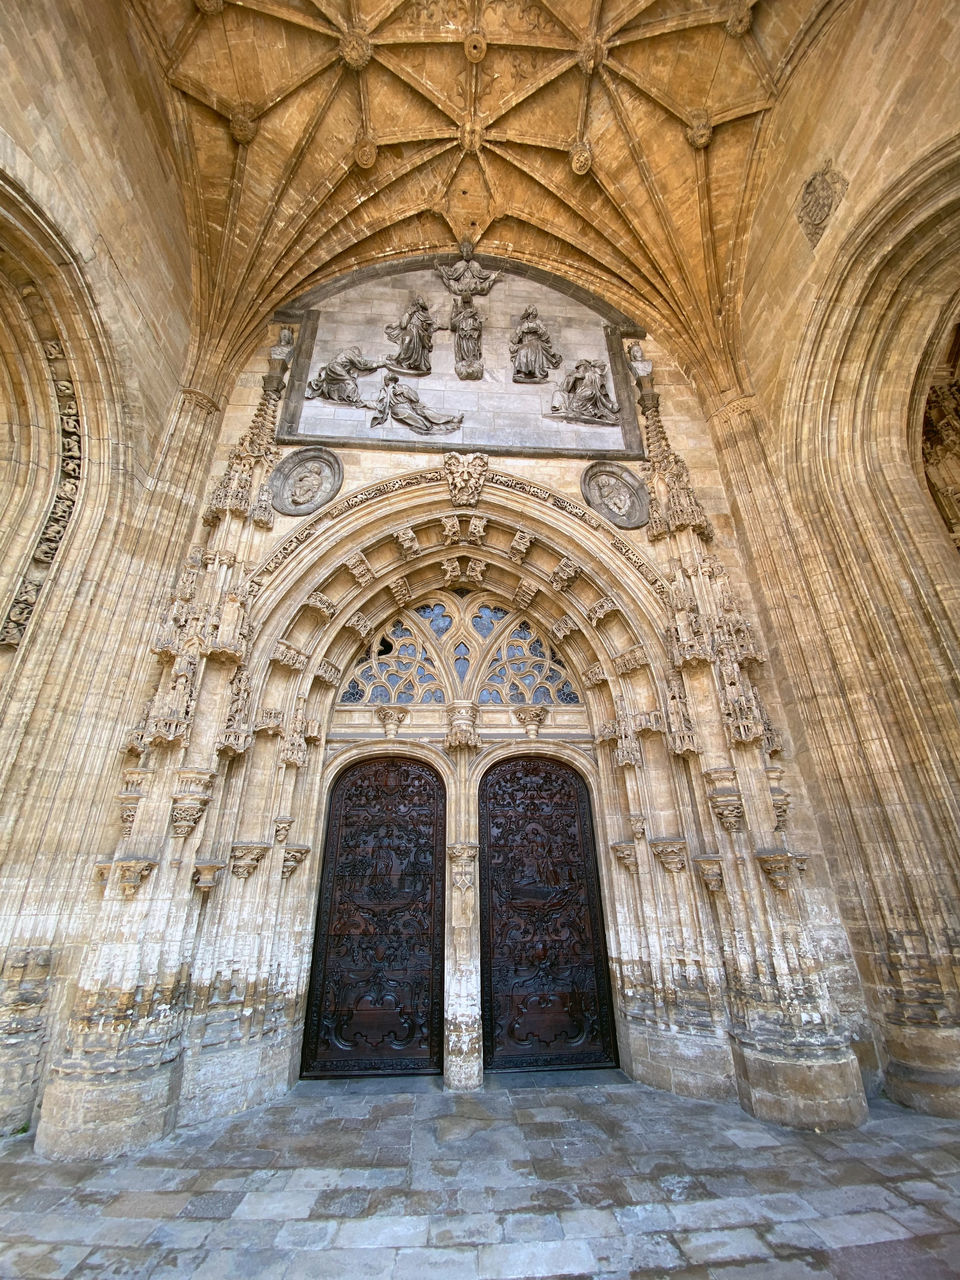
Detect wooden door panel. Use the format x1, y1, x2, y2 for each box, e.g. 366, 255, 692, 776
479, 758, 618, 1070
301, 758, 445, 1076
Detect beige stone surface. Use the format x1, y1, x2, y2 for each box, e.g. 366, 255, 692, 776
0, 0, 956, 1158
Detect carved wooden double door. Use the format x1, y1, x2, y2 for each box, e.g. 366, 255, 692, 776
301, 756, 617, 1077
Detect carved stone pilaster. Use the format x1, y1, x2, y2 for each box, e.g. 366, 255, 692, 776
376, 706, 408, 738
114, 859, 157, 899
513, 706, 548, 738
281, 845, 310, 879
696, 857, 724, 892
230, 843, 270, 879
651, 840, 687, 873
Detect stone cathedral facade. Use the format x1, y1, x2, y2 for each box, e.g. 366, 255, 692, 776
0, 0, 958, 1160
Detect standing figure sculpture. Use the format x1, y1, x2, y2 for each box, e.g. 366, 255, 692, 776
450, 294, 483, 380
435, 241, 501, 298
385, 296, 444, 375
552, 359, 619, 423
372, 373, 463, 436
509, 305, 562, 384
304, 346, 382, 407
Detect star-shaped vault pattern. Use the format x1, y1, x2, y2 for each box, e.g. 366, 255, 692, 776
132, 0, 826, 389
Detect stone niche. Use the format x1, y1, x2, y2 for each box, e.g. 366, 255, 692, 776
277, 264, 645, 457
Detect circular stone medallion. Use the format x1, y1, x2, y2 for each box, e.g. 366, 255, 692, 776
271, 447, 343, 517
580, 462, 649, 529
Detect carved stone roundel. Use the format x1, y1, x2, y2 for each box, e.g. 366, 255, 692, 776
800, 172, 836, 228
580, 462, 649, 529
270, 446, 343, 517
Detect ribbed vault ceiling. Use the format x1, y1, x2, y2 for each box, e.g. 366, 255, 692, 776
133, 0, 826, 386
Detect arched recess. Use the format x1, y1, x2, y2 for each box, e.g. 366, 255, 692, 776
719, 136, 960, 1115
0, 174, 128, 1136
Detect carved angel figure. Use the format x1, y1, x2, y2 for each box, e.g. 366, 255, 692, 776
509, 305, 561, 383
552, 359, 619, 423
371, 374, 463, 436
384, 296, 444, 375
435, 242, 501, 297
451, 295, 483, 380
304, 346, 382, 406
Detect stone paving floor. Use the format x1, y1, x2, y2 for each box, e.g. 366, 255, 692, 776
1, 1070, 960, 1278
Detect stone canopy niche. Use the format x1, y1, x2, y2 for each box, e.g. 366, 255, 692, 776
276, 262, 646, 458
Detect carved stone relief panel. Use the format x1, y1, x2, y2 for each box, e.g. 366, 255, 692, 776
269, 446, 343, 516
580, 462, 649, 529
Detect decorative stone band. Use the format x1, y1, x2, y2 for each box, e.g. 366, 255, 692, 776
650, 840, 687, 873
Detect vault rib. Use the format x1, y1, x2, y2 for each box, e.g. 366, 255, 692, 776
229, 0, 341, 37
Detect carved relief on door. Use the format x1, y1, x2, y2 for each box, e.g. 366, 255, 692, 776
479, 757, 618, 1071
301, 757, 445, 1076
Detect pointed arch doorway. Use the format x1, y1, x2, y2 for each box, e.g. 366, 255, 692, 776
300, 757, 446, 1076
479, 757, 619, 1071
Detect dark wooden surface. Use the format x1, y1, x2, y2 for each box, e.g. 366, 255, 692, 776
301, 758, 445, 1076
479, 758, 618, 1071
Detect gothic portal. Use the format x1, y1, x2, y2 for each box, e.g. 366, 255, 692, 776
0, 0, 959, 1162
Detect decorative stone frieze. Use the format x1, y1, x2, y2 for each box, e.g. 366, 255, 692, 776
376, 706, 408, 738
345, 552, 374, 586
513, 706, 548, 738
230, 843, 270, 879
281, 845, 310, 879
651, 840, 687, 872
114, 859, 157, 899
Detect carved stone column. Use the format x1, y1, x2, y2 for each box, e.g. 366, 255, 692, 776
444, 843, 482, 1091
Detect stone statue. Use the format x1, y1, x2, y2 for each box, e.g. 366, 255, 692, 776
371, 373, 463, 436
627, 342, 653, 386
552, 359, 619, 423
450, 294, 483, 380
509, 305, 561, 383
289, 461, 334, 507
435, 241, 501, 297
304, 346, 383, 406
384, 296, 444, 375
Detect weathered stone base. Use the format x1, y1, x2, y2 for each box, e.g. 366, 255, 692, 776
176, 1036, 294, 1128
34, 1058, 183, 1160
730, 1040, 868, 1130
443, 1016, 483, 1092
620, 1021, 737, 1101
883, 1027, 960, 1117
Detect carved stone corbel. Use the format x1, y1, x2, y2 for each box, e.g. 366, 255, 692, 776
441, 514, 461, 545
756, 851, 796, 893
442, 558, 462, 586
706, 767, 744, 833
305, 590, 337, 619
274, 815, 294, 844
376, 706, 408, 738
550, 557, 581, 592
271, 639, 309, 670
170, 769, 216, 838
345, 552, 374, 586
315, 659, 341, 686
695, 857, 724, 892
611, 841, 637, 872
394, 527, 420, 561
115, 859, 157, 899
650, 840, 687, 873
445, 701, 480, 751
513, 580, 538, 608
390, 577, 411, 606
628, 813, 645, 839
281, 845, 310, 879
466, 516, 487, 545
193, 860, 226, 893
465, 558, 487, 586
513, 706, 548, 738
587, 596, 619, 626
552, 615, 577, 641
346, 612, 372, 639
444, 452, 488, 506
582, 663, 607, 689
613, 643, 648, 674
230, 843, 270, 879
508, 529, 533, 563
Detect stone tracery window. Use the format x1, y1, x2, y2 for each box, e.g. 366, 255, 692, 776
336, 595, 583, 708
